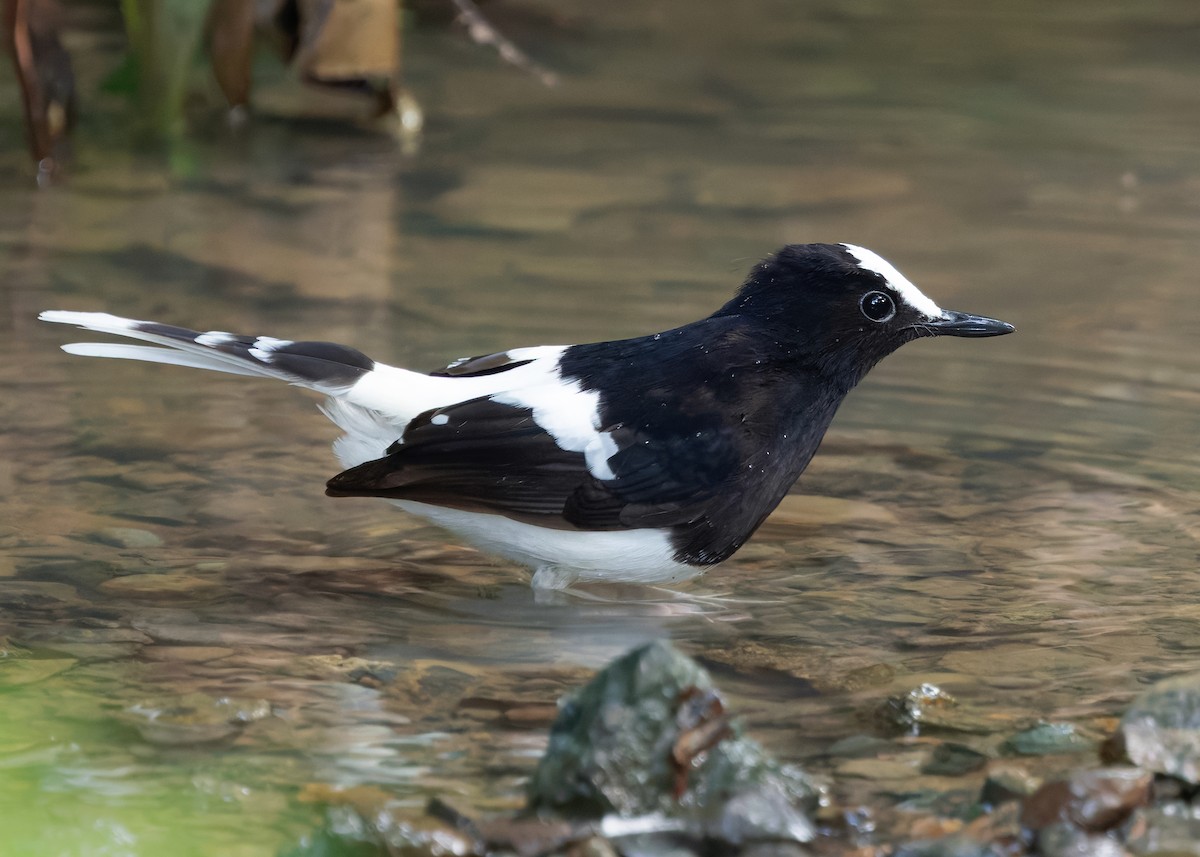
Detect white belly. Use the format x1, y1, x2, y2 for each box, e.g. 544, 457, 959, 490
393, 501, 700, 588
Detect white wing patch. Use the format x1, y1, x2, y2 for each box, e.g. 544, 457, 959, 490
336, 345, 623, 479
841, 243, 943, 319
491, 359, 619, 480
584, 431, 620, 480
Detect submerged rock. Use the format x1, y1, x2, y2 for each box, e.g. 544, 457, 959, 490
527, 640, 821, 845
1001, 722, 1096, 757
877, 684, 993, 735
979, 765, 1040, 808
1019, 767, 1151, 834
1119, 671, 1200, 784
892, 836, 999, 857
122, 692, 271, 746
1123, 802, 1200, 855
1037, 822, 1129, 857
922, 743, 989, 776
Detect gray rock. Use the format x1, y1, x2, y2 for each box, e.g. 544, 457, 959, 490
877, 684, 992, 735
892, 836, 998, 857
527, 641, 820, 844
1124, 802, 1200, 856
922, 742, 989, 776
1038, 822, 1129, 857
980, 765, 1040, 807
1120, 672, 1200, 784
1001, 722, 1095, 756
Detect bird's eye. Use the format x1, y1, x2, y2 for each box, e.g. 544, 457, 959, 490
860, 291, 896, 323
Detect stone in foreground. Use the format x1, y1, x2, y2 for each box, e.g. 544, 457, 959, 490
527, 640, 821, 846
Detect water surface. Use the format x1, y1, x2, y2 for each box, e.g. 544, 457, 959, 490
2, 0, 1200, 852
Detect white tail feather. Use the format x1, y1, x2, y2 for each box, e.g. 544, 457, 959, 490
42, 309, 409, 469
42, 310, 308, 385
60, 343, 267, 378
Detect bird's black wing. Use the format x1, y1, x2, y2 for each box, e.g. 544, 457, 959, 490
429, 351, 535, 378
325, 397, 741, 532
562, 420, 740, 528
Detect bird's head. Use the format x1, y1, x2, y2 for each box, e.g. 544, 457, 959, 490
717, 243, 1014, 386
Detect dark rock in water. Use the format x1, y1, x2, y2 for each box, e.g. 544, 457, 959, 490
922, 742, 989, 776
877, 684, 992, 735
979, 765, 1040, 808
281, 804, 476, 857
1020, 768, 1151, 834
1119, 671, 1200, 785
1001, 722, 1096, 756
527, 640, 820, 845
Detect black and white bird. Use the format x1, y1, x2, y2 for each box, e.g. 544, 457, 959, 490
41, 243, 1013, 589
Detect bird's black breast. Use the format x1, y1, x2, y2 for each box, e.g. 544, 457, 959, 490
558, 317, 846, 566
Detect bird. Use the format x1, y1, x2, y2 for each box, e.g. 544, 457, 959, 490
40, 243, 1013, 589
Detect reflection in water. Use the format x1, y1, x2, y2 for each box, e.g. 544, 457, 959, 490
3, 0, 1200, 852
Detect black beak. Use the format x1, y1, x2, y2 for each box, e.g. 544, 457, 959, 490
923, 310, 1015, 338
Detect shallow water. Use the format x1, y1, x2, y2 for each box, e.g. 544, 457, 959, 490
3, 0, 1200, 852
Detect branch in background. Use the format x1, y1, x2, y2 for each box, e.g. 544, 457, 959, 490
3, 0, 75, 181
448, 0, 558, 87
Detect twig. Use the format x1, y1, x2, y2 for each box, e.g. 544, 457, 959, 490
448, 0, 558, 87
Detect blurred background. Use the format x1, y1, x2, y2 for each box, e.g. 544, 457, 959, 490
2, 0, 1200, 853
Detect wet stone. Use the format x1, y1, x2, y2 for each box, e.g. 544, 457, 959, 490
1119, 671, 1200, 785
922, 743, 989, 776
527, 641, 820, 844
836, 755, 923, 781
89, 527, 165, 549
122, 692, 271, 746
1020, 768, 1151, 834
877, 684, 992, 735
1038, 822, 1129, 857
892, 835, 997, 857
1002, 722, 1096, 756
1123, 802, 1200, 856
283, 803, 477, 857
980, 765, 1040, 807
